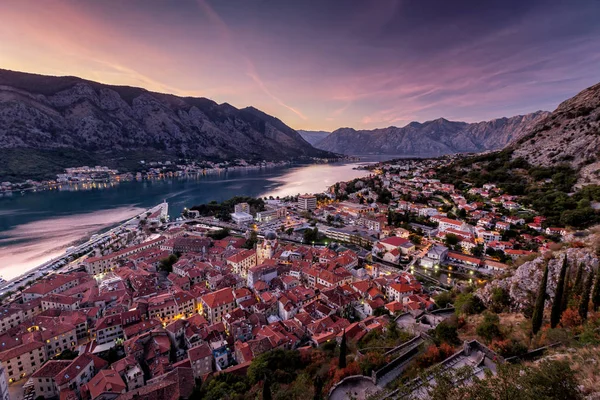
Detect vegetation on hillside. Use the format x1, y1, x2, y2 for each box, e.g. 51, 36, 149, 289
437, 149, 600, 228
190, 196, 266, 221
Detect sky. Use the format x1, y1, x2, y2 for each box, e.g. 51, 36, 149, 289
1, 0, 599, 131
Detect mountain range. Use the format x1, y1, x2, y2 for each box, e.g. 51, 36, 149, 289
1, 68, 599, 184
303, 112, 550, 157
0, 69, 332, 181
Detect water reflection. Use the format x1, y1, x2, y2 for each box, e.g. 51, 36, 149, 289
0, 160, 379, 275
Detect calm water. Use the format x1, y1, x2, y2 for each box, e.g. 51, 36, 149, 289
0, 158, 390, 277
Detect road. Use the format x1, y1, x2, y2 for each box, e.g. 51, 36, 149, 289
0, 202, 168, 298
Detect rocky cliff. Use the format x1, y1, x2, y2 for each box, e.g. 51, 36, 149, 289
314, 112, 548, 157
0, 69, 332, 181
511, 82, 600, 186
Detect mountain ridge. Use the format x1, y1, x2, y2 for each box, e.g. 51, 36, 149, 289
0, 68, 333, 181
313, 111, 550, 156
511, 81, 600, 186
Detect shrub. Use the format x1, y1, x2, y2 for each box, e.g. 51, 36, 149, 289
476, 312, 503, 343
454, 293, 485, 315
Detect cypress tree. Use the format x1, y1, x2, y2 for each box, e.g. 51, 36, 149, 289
262, 374, 272, 400
551, 256, 568, 328
532, 263, 549, 335
560, 263, 571, 312
313, 375, 323, 400
579, 272, 594, 322
573, 263, 584, 295
338, 329, 347, 369
592, 270, 600, 312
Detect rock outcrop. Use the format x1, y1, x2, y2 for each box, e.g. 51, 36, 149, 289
511, 82, 600, 185
478, 244, 599, 312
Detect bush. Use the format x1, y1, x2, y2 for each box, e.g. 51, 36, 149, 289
434, 291, 454, 309
431, 320, 460, 345
454, 293, 485, 315
489, 287, 511, 313
476, 312, 503, 343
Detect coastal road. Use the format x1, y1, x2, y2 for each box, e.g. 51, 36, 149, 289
0, 202, 168, 298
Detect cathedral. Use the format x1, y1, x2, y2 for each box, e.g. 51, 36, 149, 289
257, 231, 278, 264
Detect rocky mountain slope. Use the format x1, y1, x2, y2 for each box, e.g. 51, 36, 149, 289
314, 112, 549, 156
297, 130, 330, 146
0, 69, 333, 181
511, 82, 600, 186
478, 229, 600, 312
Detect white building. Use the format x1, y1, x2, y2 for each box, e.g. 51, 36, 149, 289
230, 212, 253, 226
298, 194, 317, 211
234, 203, 250, 214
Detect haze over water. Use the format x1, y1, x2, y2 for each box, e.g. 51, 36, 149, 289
0, 159, 388, 278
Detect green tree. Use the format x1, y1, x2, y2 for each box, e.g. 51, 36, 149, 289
158, 254, 179, 273
243, 230, 258, 249
420, 359, 583, 400
303, 227, 319, 244
489, 287, 511, 313
432, 320, 460, 345
472, 244, 484, 257
560, 263, 571, 313
433, 291, 454, 309
409, 233, 422, 245
338, 330, 347, 369
476, 312, 502, 343
532, 263, 549, 335
262, 374, 272, 400
573, 263, 584, 296
550, 256, 568, 328
313, 375, 323, 400
444, 233, 460, 247
592, 269, 600, 312
454, 292, 485, 315
247, 349, 302, 385
208, 228, 230, 240
579, 271, 594, 322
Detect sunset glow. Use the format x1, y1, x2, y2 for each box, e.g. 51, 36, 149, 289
1, 0, 599, 130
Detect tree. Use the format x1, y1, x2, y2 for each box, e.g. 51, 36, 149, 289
551, 255, 568, 328
243, 231, 258, 249
420, 359, 582, 400
432, 320, 460, 345
159, 254, 179, 273
489, 287, 511, 313
313, 375, 323, 400
208, 228, 230, 240
338, 330, 347, 369
303, 227, 319, 244
578, 271, 594, 322
262, 374, 272, 400
476, 312, 502, 343
560, 262, 571, 313
433, 291, 454, 309
472, 244, 484, 257
409, 233, 422, 245
573, 263, 584, 296
592, 269, 600, 312
444, 233, 460, 247
532, 263, 549, 335
454, 292, 485, 315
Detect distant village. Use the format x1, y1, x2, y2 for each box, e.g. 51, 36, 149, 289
0, 159, 293, 194
0, 156, 573, 400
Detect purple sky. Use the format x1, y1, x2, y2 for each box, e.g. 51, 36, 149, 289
1, 0, 599, 130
